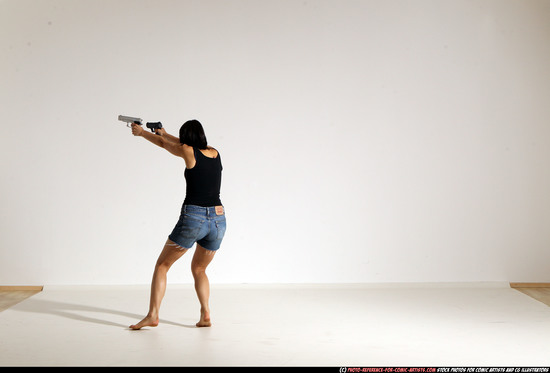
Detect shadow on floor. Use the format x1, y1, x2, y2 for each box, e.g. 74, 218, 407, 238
10, 297, 196, 329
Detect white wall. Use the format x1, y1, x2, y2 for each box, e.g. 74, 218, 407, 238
1, 0, 549, 285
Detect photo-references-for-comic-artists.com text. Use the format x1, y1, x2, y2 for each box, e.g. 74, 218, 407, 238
340, 368, 549, 373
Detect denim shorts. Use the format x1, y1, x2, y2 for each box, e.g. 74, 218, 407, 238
168, 205, 226, 251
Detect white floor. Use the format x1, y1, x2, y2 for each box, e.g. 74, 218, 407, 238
1, 283, 549, 366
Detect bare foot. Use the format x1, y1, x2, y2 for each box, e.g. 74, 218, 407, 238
130, 315, 159, 330
196, 309, 212, 327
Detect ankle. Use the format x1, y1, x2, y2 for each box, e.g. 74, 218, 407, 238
147, 312, 159, 321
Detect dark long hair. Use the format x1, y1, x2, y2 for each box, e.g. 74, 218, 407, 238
179, 119, 208, 149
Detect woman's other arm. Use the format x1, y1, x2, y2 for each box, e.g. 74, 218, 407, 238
132, 123, 165, 148
161, 131, 180, 144
131, 124, 194, 167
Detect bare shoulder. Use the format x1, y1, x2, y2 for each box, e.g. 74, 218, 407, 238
182, 144, 194, 154
204, 146, 219, 158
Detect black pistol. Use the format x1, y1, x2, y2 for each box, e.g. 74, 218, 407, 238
118, 115, 163, 134
146, 122, 163, 133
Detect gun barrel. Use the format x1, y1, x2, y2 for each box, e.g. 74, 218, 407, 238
118, 115, 142, 124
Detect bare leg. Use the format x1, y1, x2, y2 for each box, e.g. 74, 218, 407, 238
130, 239, 188, 330
191, 244, 216, 327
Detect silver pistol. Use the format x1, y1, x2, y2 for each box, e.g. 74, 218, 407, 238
118, 115, 143, 127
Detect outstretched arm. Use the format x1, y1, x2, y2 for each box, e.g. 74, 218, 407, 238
131, 123, 164, 147
162, 131, 180, 144
131, 123, 182, 155
131, 124, 194, 167
132, 124, 180, 145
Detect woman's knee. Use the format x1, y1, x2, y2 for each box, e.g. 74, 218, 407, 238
153, 259, 172, 276
191, 263, 206, 278
191, 245, 215, 276
155, 242, 188, 271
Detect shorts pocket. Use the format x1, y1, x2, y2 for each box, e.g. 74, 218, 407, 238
180, 214, 204, 239
215, 218, 226, 240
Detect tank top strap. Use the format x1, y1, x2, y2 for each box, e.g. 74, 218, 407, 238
192, 147, 201, 165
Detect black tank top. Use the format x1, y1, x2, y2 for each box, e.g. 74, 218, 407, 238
183, 147, 223, 207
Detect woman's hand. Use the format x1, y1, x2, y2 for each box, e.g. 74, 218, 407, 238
155, 127, 167, 136
131, 123, 144, 136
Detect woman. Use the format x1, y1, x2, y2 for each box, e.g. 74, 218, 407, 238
129, 119, 226, 329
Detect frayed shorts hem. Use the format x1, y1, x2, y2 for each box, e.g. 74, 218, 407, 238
167, 236, 221, 252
